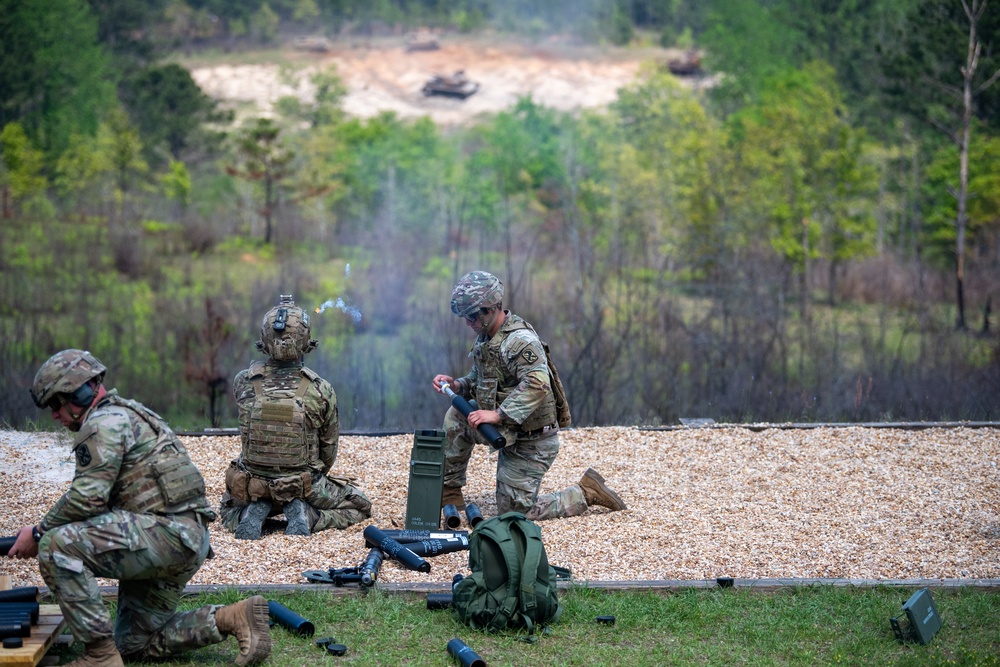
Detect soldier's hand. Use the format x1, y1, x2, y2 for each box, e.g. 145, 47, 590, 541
433, 374, 455, 393
8, 525, 39, 560
468, 409, 501, 428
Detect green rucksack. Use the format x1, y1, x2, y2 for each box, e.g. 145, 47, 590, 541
452, 512, 564, 633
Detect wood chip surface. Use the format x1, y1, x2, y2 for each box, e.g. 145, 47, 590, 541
1, 427, 998, 588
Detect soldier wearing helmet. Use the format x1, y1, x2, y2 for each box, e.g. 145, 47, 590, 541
7, 350, 271, 667
432, 271, 627, 521
220, 295, 371, 540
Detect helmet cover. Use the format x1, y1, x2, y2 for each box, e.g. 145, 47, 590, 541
450, 271, 504, 318
257, 295, 318, 361
31, 349, 107, 409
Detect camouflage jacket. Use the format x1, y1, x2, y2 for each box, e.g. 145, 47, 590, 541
456, 312, 558, 432
41, 390, 212, 531
233, 360, 339, 475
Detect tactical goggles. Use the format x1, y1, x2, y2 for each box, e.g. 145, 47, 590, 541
463, 308, 489, 324
44, 395, 68, 412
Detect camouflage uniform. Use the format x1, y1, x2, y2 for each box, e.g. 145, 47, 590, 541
219, 359, 371, 532
444, 312, 588, 520
36, 390, 234, 660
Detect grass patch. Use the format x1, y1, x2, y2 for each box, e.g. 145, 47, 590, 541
49, 586, 1000, 666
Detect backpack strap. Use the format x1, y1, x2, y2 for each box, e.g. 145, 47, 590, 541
513, 519, 543, 631
479, 512, 525, 630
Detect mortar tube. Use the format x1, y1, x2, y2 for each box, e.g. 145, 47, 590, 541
442, 504, 462, 530
362, 526, 431, 573
0, 622, 31, 639
464, 503, 484, 528
0, 588, 38, 604
0, 603, 39, 623
267, 601, 315, 637
360, 548, 384, 587
398, 536, 469, 557
376, 529, 468, 542
447, 638, 486, 667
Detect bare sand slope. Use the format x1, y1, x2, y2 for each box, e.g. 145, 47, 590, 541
189, 38, 694, 125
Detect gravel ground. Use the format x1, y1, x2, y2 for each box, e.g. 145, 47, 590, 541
1, 426, 998, 589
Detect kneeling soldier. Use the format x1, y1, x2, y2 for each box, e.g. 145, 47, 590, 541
7, 349, 270, 667
220, 295, 371, 539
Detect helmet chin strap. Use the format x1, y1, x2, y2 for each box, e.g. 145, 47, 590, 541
479, 306, 503, 336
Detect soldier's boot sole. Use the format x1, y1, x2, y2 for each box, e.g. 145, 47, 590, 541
284, 499, 311, 536
579, 468, 627, 511
234, 500, 271, 540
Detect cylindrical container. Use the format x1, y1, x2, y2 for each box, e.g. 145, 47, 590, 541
0, 588, 38, 604
464, 503, 484, 528
0, 603, 39, 624
0, 621, 30, 639
447, 638, 486, 667
360, 548, 384, 587
267, 600, 315, 637
376, 529, 468, 542
363, 526, 431, 573
399, 536, 469, 558
426, 593, 453, 610
442, 504, 462, 529
0, 537, 15, 557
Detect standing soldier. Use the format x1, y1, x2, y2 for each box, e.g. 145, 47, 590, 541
7, 349, 270, 667
432, 271, 627, 521
220, 295, 371, 539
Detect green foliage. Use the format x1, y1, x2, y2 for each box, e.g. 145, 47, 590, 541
250, 3, 280, 43
0, 0, 114, 160
122, 62, 225, 163
728, 63, 876, 271
922, 128, 1000, 269
0, 123, 49, 215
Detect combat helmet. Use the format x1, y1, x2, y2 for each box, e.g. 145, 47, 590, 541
450, 271, 504, 318
30, 349, 107, 409
256, 294, 318, 362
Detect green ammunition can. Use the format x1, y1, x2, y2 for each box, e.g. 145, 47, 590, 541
404, 429, 446, 530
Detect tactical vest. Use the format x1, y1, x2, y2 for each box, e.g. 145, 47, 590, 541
240, 361, 320, 478
473, 314, 559, 434
106, 395, 211, 516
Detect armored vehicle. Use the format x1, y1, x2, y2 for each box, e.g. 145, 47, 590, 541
422, 70, 479, 99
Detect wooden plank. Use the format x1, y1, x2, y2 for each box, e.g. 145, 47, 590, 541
0, 605, 64, 666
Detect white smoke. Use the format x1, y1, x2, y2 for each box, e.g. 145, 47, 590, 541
315, 297, 362, 323
314, 264, 361, 322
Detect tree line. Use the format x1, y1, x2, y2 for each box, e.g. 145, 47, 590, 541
0, 0, 998, 430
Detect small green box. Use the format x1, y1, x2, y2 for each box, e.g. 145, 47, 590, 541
404, 429, 446, 530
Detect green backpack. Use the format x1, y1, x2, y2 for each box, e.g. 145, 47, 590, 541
452, 512, 564, 633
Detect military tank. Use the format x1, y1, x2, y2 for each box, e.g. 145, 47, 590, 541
422, 70, 479, 99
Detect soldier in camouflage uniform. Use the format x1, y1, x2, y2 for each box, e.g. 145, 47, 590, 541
219, 295, 371, 540
6, 349, 271, 667
432, 271, 628, 521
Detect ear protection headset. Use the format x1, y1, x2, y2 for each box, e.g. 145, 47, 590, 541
68, 382, 95, 407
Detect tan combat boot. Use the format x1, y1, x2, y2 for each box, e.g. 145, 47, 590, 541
215, 595, 271, 666
441, 485, 466, 511
64, 637, 124, 667
579, 468, 627, 511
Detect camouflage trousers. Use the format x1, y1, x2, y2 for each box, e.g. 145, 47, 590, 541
442, 406, 588, 521
219, 473, 372, 533
37, 509, 229, 659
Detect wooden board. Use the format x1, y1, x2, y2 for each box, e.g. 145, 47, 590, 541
0, 605, 65, 666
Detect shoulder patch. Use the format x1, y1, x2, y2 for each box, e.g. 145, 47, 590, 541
75, 443, 93, 467
520, 348, 539, 364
